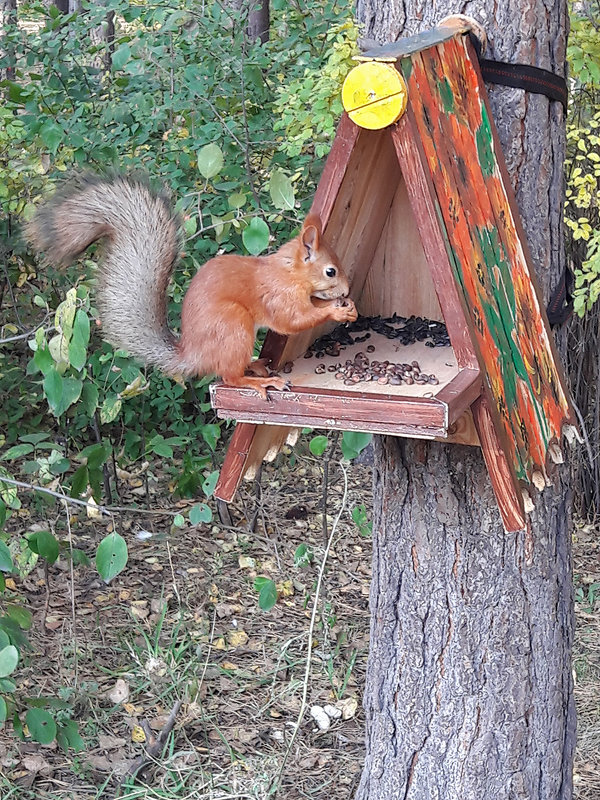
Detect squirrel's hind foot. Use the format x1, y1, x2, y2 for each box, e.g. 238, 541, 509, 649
222, 374, 290, 400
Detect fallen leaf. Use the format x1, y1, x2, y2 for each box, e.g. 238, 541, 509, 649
277, 580, 294, 598
238, 555, 256, 569
337, 696, 358, 720
97, 734, 128, 749
86, 497, 101, 519
22, 754, 51, 776
222, 661, 238, 670
131, 725, 146, 743
226, 629, 248, 647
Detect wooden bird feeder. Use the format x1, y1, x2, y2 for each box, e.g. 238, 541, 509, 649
210, 21, 577, 532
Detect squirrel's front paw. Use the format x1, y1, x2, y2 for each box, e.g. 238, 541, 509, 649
332, 298, 358, 323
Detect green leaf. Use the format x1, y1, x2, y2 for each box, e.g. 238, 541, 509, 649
257, 579, 277, 611
0, 645, 18, 678
6, 605, 33, 630
173, 514, 185, 528
43, 368, 63, 416
189, 503, 212, 524
294, 543, 313, 567
39, 120, 63, 155
26, 708, 57, 745
0, 631, 10, 649
269, 170, 295, 210
341, 431, 372, 460
201, 424, 221, 452
69, 464, 89, 498
197, 143, 224, 179
0, 467, 20, 510
96, 532, 128, 583
80, 382, 99, 417
58, 378, 83, 416
0, 542, 13, 573
82, 443, 109, 471
309, 435, 329, 456
228, 191, 246, 210
100, 395, 122, 424
70, 549, 91, 567
112, 44, 131, 70
56, 719, 84, 752
33, 344, 54, 376
68, 309, 90, 371
0, 444, 34, 461
31, 531, 59, 565
0, 696, 6, 725
242, 217, 270, 255
202, 470, 219, 498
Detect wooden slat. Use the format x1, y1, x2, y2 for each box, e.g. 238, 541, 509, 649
311, 112, 361, 226
471, 395, 526, 531
435, 368, 481, 425
214, 423, 258, 502
216, 413, 448, 440
212, 384, 448, 429
358, 26, 458, 61
390, 117, 478, 370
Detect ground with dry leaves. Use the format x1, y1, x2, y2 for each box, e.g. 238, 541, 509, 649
0, 450, 598, 800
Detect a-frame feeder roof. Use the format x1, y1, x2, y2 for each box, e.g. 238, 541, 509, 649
211, 22, 577, 532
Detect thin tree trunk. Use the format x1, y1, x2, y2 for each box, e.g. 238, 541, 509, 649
1, 0, 17, 82
355, 2, 574, 799
247, 0, 269, 44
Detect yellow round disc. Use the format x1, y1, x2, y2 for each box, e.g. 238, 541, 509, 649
342, 61, 408, 130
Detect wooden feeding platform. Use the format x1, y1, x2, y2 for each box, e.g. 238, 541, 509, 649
212, 326, 480, 439
211, 19, 577, 532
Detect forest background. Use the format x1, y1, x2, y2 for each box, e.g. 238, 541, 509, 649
0, 1, 599, 798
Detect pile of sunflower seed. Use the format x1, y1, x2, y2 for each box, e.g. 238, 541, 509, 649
301, 314, 450, 360
327, 353, 439, 386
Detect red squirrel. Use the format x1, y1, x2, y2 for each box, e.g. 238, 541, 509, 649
27, 174, 358, 398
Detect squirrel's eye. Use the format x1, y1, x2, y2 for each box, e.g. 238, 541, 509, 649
325, 267, 337, 278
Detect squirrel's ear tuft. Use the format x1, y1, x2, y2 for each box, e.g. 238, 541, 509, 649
300, 214, 322, 260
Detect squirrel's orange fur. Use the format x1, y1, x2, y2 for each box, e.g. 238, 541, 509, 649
27, 174, 357, 398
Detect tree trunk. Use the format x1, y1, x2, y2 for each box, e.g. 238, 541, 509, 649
1, 0, 17, 82
355, 2, 574, 799
246, 0, 269, 44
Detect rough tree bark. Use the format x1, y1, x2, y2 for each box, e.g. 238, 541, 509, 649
354, 2, 574, 799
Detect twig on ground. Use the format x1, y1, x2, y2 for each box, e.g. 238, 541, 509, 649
119, 698, 182, 788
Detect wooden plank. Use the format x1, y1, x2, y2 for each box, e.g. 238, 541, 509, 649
440, 410, 480, 447
471, 395, 526, 532
214, 423, 258, 502
358, 26, 459, 61
311, 112, 361, 226
215, 411, 448, 440
435, 368, 481, 425
403, 38, 576, 487
390, 117, 478, 370
464, 35, 577, 439
360, 176, 443, 319
211, 384, 448, 429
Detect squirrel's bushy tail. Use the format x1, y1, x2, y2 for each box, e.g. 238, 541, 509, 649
27, 174, 185, 374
